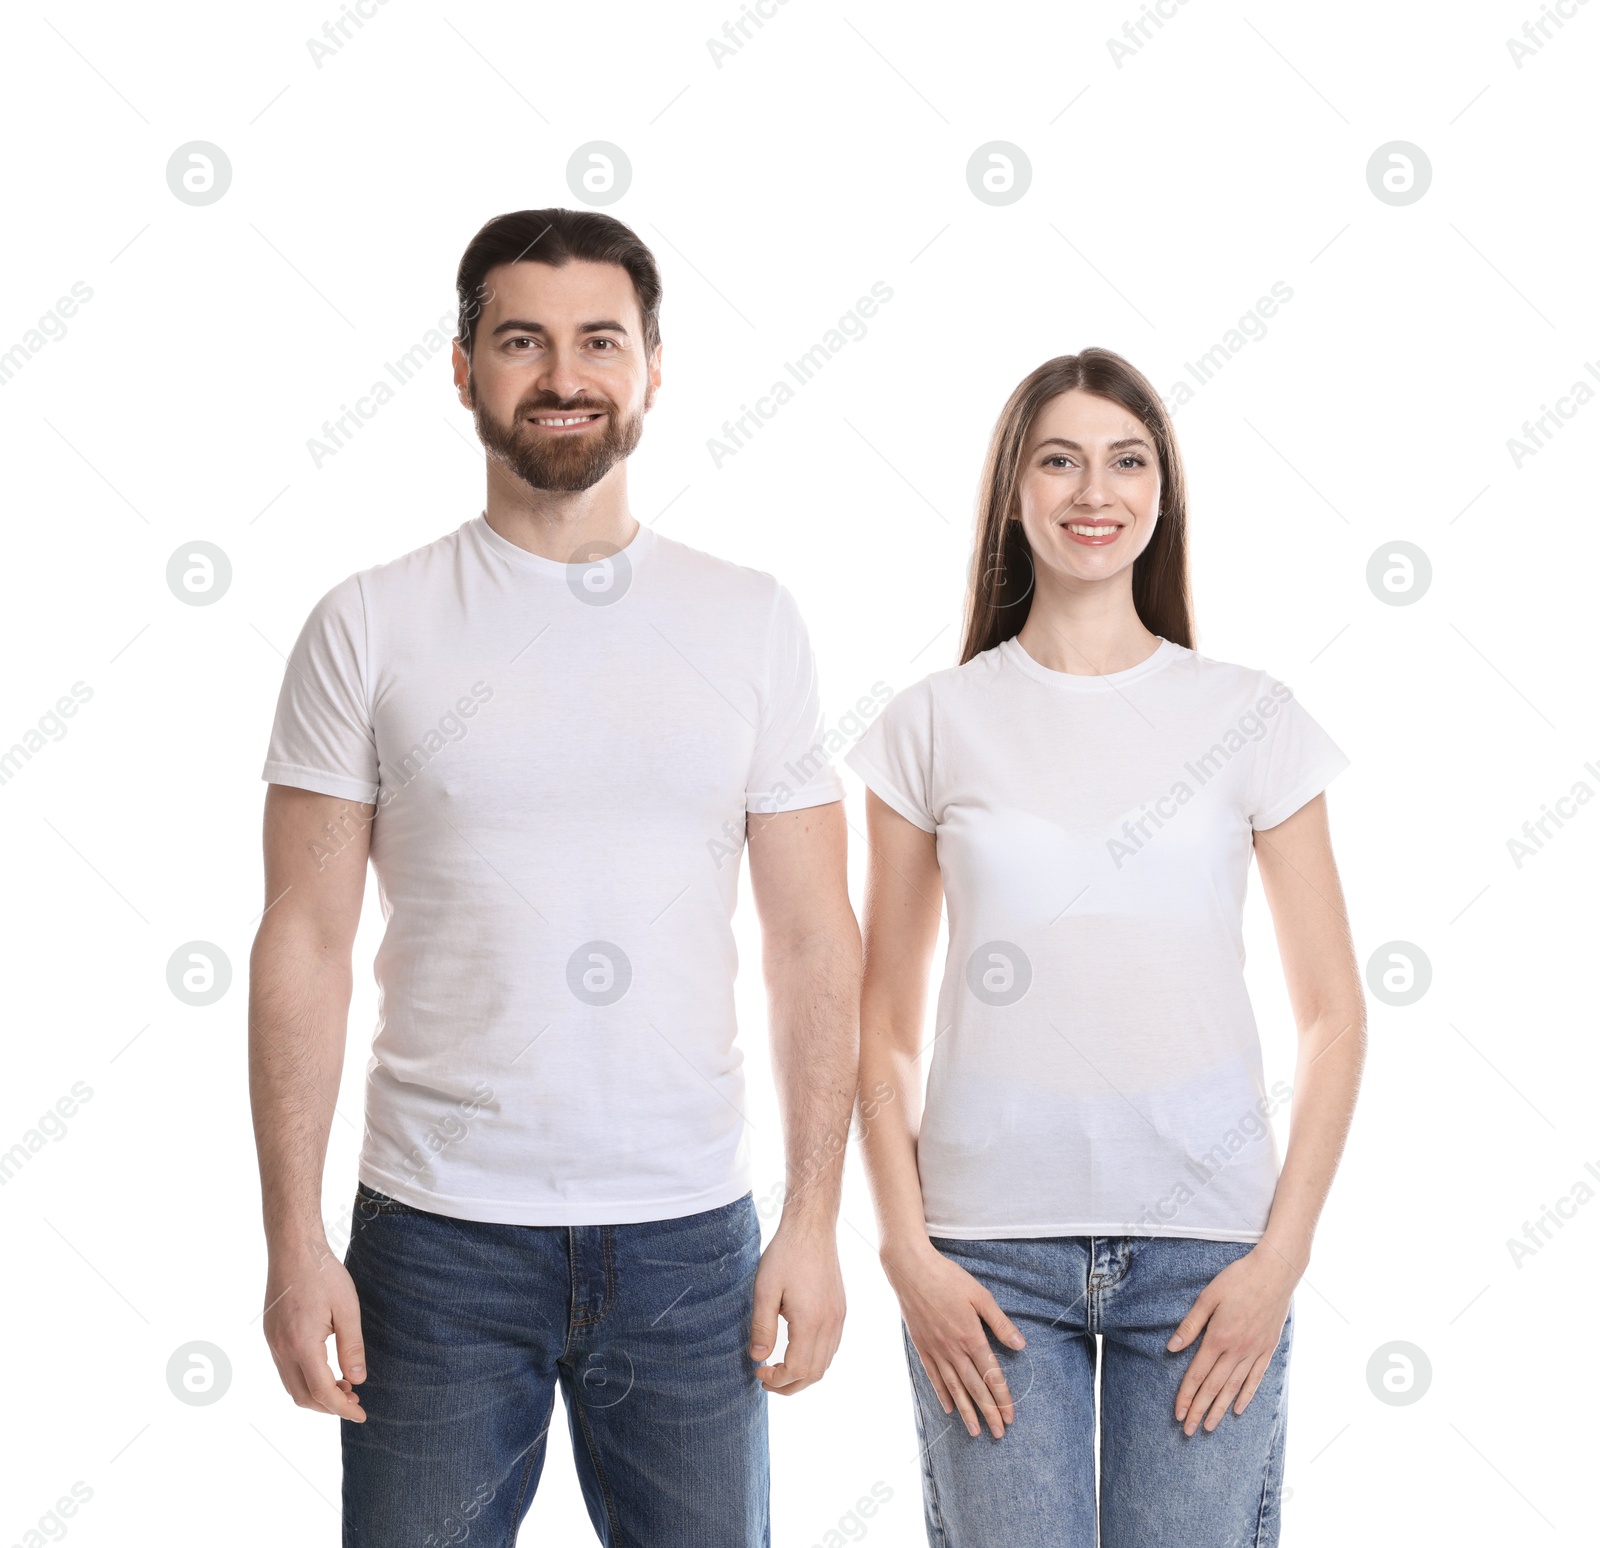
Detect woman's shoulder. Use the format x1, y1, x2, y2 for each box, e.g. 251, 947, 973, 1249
880, 643, 1010, 714
1169, 643, 1283, 697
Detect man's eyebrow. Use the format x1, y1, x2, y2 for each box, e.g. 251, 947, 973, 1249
1033, 435, 1152, 452
488, 318, 632, 337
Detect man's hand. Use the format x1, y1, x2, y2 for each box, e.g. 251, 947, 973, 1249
748, 1218, 846, 1397
262, 1240, 368, 1422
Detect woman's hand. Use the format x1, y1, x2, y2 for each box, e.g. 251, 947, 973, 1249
883, 1239, 1026, 1439
1167, 1243, 1299, 1436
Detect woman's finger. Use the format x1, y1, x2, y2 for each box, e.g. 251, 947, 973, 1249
940, 1357, 985, 1438
975, 1292, 1026, 1352
981, 1358, 1017, 1426
1202, 1353, 1255, 1432
1174, 1337, 1219, 1423
1233, 1349, 1274, 1415
915, 1343, 955, 1415
1181, 1342, 1237, 1436
953, 1352, 1007, 1438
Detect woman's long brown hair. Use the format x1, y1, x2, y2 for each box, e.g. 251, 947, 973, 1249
959, 348, 1195, 664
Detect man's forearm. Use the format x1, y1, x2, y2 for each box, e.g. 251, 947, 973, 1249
764, 929, 862, 1228
248, 930, 354, 1255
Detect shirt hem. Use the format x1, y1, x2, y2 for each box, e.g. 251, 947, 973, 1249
924, 1221, 1266, 1243
842, 749, 935, 832
356, 1161, 754, 1227
1252, 750, 1351, 831
746, 780, 844, 817
262, 760, 379, 804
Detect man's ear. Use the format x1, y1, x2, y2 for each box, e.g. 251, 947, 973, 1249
645, 341, 663, 408
451, 339, 473, 409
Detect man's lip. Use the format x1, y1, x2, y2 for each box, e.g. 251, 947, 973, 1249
525, 410, 605, 428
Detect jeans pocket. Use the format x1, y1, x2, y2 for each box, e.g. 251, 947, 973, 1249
354, 1181, 419, 1218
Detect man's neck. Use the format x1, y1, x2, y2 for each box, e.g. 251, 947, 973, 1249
482, 465, 639, 563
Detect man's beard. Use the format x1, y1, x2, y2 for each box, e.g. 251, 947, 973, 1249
470, 381, 646, 494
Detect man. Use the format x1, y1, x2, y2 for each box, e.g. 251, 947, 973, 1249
249, 208, 860, 1546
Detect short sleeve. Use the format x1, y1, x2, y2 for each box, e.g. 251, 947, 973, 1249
1247, 673, 1350, 831
744, 584, 845, 815
260, 572, 381, 803
844, 677, 936, 833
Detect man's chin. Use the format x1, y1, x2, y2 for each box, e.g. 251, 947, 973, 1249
491, 447, 615, 494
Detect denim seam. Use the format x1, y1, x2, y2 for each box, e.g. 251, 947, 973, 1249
570, 1388, 625, 1544
904, 1330, 952, 1548
502, 1416, 549, 1548
561, 1230, 580, 1360
1251, 1313, 1292, 1546
570, 1226, 616, 1330
1251, 1399, 1282, 1547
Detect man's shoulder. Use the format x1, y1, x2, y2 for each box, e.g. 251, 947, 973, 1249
646, 529, 791, 613
358, 520, 473, 588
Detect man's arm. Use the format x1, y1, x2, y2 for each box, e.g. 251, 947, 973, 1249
743, 798, 861, 1395
248, 782, 374, 1421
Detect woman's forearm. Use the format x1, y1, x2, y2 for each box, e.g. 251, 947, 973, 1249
1259, 1007, 1367, 1274
858, 1018, 938, 1267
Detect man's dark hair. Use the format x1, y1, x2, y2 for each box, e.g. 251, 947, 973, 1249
455, 209, 663, 359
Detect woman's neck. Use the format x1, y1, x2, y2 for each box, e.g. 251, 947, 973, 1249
1013, 595, 1162, 676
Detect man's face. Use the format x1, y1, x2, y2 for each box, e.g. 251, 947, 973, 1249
453, 258, 660, 494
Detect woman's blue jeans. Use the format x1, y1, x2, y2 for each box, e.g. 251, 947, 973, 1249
905, 1234, 1294, 1548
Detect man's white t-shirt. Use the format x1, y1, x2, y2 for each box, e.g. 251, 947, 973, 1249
261, 513, 843, 1226
845, 634, 1350, 1243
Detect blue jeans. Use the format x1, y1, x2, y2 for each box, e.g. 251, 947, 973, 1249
905, 1235, 1293, 1548
340, 1183, 768, 1546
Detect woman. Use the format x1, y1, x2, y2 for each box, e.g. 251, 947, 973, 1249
846, 348, 1364, 1547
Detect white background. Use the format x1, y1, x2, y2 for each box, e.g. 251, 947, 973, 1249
1, 0, 1596, 1543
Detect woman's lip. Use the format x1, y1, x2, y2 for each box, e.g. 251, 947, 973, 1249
1060, 520, 1123, 545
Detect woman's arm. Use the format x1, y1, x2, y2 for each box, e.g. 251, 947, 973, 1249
1252, 790, 1368, 1271
1168, 791, 1367, 1435
858, 790, 1026, 1439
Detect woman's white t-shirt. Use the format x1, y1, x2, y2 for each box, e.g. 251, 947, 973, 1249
845, 634, 1350, 1243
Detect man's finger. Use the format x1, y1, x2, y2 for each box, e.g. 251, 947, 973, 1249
749, 1278, 782, 1363
333, 1301, 367, 1386
763, 1315, 821, 1389
270, 1348, 317, 1411
298, 1344, 365, 1421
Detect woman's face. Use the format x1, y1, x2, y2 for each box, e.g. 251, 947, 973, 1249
1014, 389, 1162, 589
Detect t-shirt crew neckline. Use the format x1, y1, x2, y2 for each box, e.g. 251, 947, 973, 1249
999, 633, 1182, 691
468, 510, 657, 578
